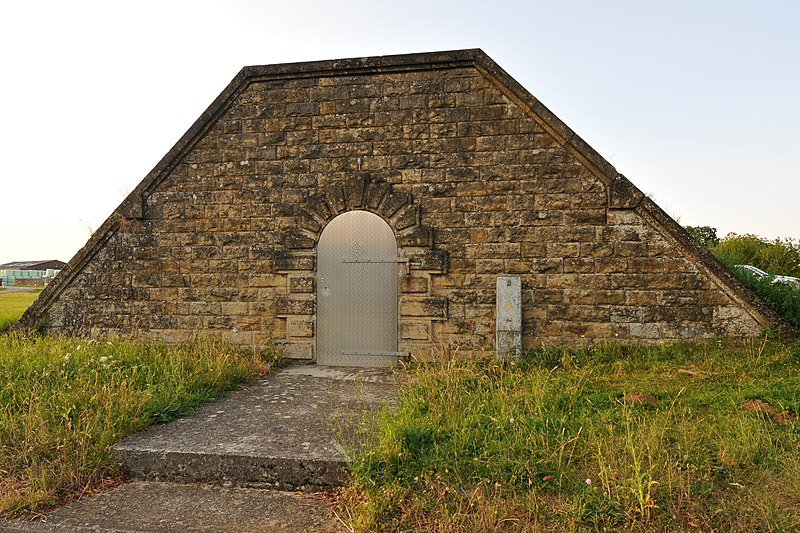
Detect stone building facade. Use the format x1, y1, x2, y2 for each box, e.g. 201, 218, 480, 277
18, 50, 783, 364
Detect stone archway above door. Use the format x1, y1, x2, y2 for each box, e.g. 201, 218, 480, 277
274, 174, 449, 364
287, 174, 434, 249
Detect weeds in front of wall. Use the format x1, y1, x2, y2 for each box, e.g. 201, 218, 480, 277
341, 339, 800, 532
0, 334, 280, 517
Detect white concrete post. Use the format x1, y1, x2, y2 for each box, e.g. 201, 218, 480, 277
496, 275, 522, 359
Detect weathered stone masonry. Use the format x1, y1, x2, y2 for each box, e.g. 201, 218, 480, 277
18, 49, 787, 360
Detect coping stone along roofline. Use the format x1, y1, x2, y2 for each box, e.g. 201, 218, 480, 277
16, 49, 794, 335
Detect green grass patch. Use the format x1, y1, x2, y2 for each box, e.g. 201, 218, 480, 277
0, 290, 39, 332
0, 334, 280, 517
344, 339, 800, 531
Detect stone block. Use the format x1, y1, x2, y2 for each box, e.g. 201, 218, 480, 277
568, 305, 610, 322
366, 181, 389, 209
610, 306, 644, 323
641, 306, 676, 322
220, 301, 249, 316
546, 242, 580, 258
563, 289, 595, 305
595, 258, 628, 274
528, 258, 563, 274
629, 323, 661, 339
280, 342, 314, 360
504, 259, 536, 274
381, 191, 411, 217
296, 211, 321, 232
287, 316, 314, 338
344, 175, 367, 209
713, 306, 759, 336
595, 290, 626, 305
274, 253, 315, 271
400, 297, 448, 319
392, 204, 420, 230
534, 288, 563, 303
289, 275, 315, 293
563, 258, 595, 273
282, 229, 316, 250
698, 290, 731, 306
405, 249, 448, 273
249, 274, 286, 288
398, 225, 433, 247
400, 321, 430, 340
325, 183, 347, 215
306, 194, 331, 221
476, 259, 505, 274
608, 175, 645, 209
629, 257, 664, 273
132, 273, 160, 288
274, 296, 314, 316
401, 275, 428, 293
465, 243, 521, 259
563, 208, 606, 225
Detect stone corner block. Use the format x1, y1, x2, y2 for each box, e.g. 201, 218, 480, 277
608, 175, 645, 209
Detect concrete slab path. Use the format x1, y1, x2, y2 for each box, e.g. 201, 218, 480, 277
1, 363, 400, 532
0, 482, 343, 533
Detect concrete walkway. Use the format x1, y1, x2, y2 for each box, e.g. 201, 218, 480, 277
1, 364, 400, 533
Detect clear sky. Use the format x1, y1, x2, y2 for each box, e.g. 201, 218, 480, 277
1, 0, 798, 265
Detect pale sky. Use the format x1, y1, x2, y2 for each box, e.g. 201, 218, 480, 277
1, 1, 798, 265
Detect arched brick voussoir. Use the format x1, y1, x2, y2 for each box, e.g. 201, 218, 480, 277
300, 175, 433, 249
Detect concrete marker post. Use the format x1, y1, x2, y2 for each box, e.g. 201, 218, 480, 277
496, 275, 522, 359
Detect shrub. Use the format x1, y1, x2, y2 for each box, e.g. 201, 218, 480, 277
685, 225, 720, 248
713, 233, 800, 277
731, 267, 800, 329
684, 230, 800, 329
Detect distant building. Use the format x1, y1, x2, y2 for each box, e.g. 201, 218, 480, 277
0, 260, 65, 287
0, 260, 67, 271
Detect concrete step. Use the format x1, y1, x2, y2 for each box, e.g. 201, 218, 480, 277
111, 364, 398, 492
0, 481, 345, 533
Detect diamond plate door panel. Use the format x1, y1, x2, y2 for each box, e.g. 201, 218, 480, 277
317, 211, 398, 367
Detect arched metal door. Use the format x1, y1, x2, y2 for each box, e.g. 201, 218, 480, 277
316, 210, 398, 367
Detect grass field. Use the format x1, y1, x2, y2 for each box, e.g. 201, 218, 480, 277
0, 285, 281, 518
0, 290, 39, 332
0, 332, 280, 517
343, 338, 800, 531
2, 292, 798, 529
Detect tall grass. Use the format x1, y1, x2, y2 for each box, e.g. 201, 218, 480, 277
0, 334, 279, 517
344, 340, 800, 531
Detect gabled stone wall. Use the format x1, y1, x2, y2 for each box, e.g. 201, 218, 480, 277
19, 50, 780, 360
